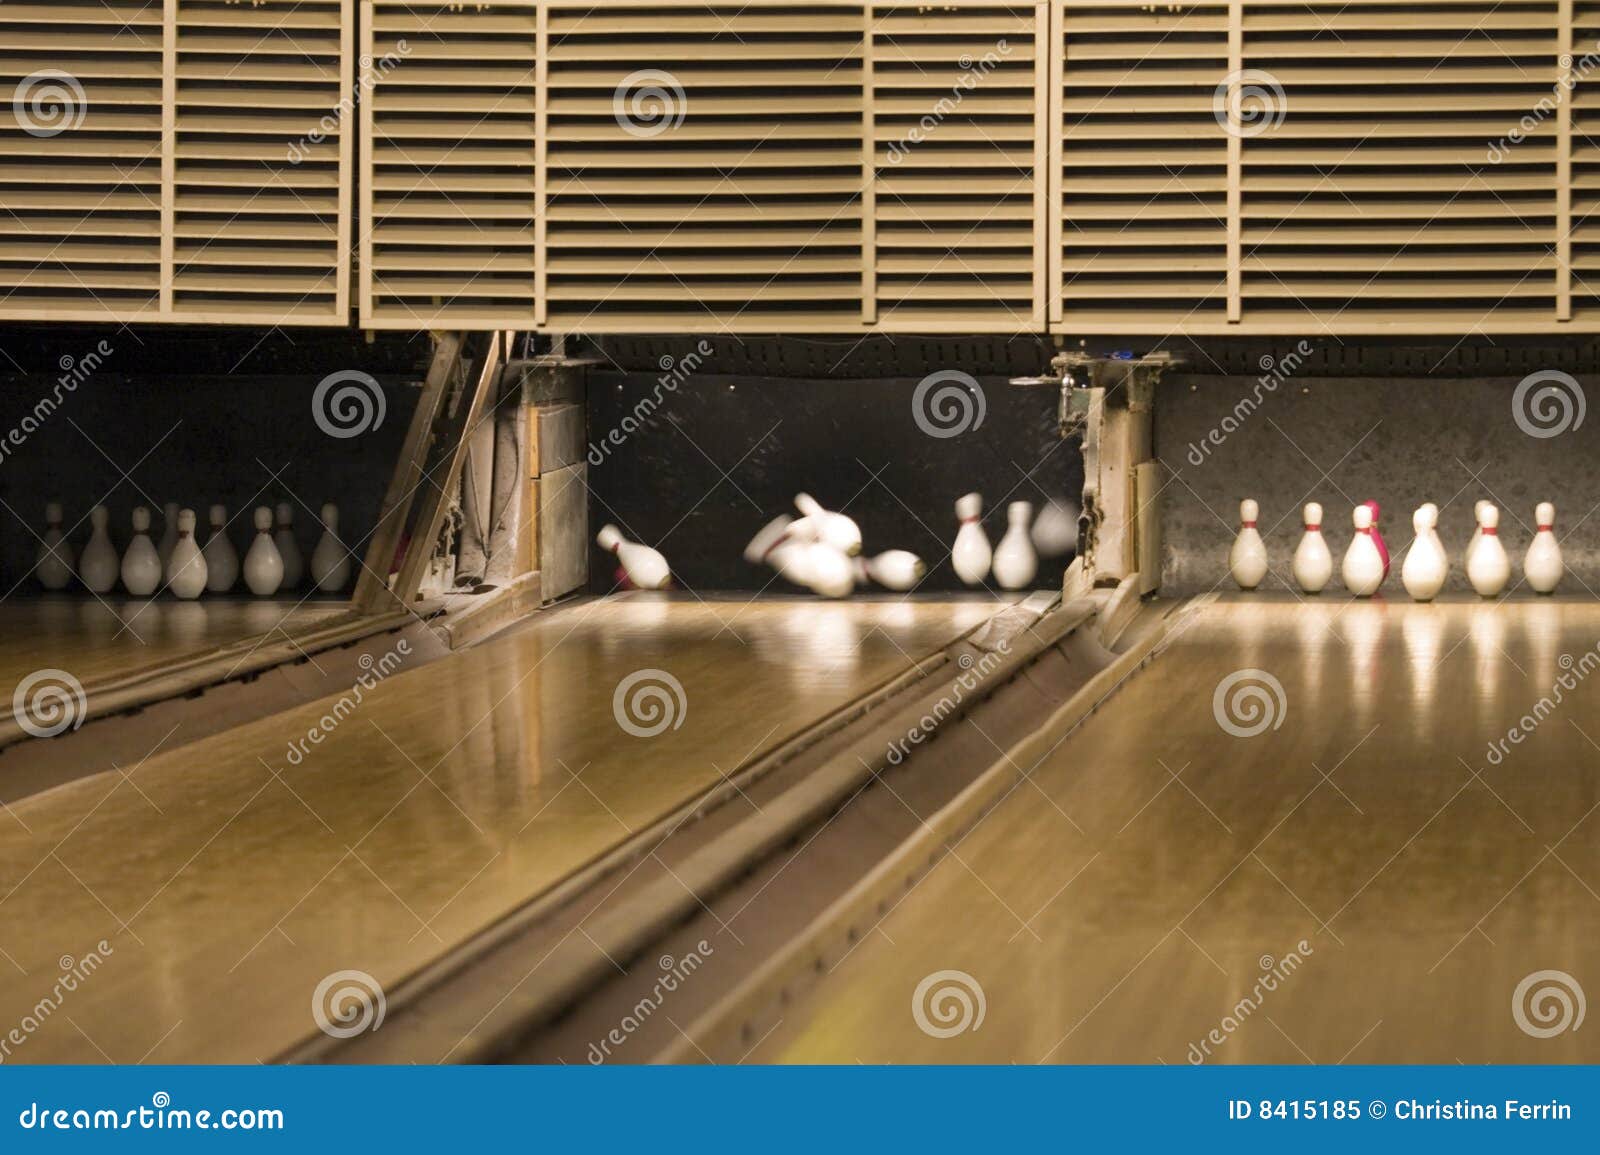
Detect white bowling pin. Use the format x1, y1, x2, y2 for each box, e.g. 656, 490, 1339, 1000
952, 492, 992, 585
79, 505, 119, 594
203, 505, 240, 592
1400, 504, 1448, 602
792, 494, 862, 557
1463, 499, 1491, 573
1291, 502, 1332, 594
273, 501, 303, 589
597, 523, 671, 591
855, 549, 926, 591
1524, 501, 1563, 594
746, 515, 853, 597
310, 503, 351, 592
1341, 504, 1384, 597
244, 506, 285, 596
795, 542, 854, 598
1229, 499, 1269, 590
1466, 503, 1510, 597
992, 501, 1039, 590
1030, 498, 1079, 559
156, 501, 180, 569
35, 501, 75, 590
164, 509, 208, 599
120, 506, 162, 596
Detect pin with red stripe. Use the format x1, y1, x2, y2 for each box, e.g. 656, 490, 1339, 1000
1293, 501, 1332, 593
1525, 501, 1564, 594
1466, 503, 1510, 597
1230, 498, 1268, 590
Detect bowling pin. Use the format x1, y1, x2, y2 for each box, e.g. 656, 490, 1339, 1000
952, 493, 992, 585
120, 506, 162, 596
596, 523, 671, 591
35, 501, 75, 590
1341, 504, 1384, 597
1030, 498, 1079, 559
1464, 499, 1491, 572
310, 503, 352, 592
855, 550, 926, 591
791, 494, 862, 557
79, 505, 119, 594
1291, 502, 1332, 594
1363, 500, 1390, 578
274, 502, 304, 589
157, 501, 181, 568
1229, 499, 1268, 591
164, 509, 208, 599
1400, 504, 1448, 602
746, 515, 854, 598
992, 501, 1039, 590
244, 506, 285, 596
203, 505, 240, 592
1524, 501, 1563, 594
1466, 503, 1510, 598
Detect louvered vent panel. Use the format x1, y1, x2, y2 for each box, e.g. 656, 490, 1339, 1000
0, 1, 165, 321
364, 1, 538, 329
1057, 1, 1231, 330
540, 3, 865, 333
1573, 2, 1600, 317
173, 0, 351, 323
872, 2, 1046, 331
1239, 0, 1560, 332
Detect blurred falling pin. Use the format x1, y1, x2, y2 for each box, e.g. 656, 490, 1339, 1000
1029, 498, 1079, 559
791, 493, 862, 557
597, 523, 671, 591
1524, 502, 1563, 594
1229, 499, 1268, 590
745, 515, 854, 598
854, 550, 925, 591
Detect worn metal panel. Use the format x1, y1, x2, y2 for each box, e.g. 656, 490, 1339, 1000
538, 461, 589, 599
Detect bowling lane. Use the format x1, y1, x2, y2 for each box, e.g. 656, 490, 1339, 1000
0, 598, 348, 691
744, 595, 1600, 1064
0, 595, 999, 1063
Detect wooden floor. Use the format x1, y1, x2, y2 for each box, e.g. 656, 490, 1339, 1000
0, 597, 349, 691
745, 596, 1600, 1064
0, 595, 998, 1063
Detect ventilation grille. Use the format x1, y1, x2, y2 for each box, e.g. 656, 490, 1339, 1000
0, 0, 352, 325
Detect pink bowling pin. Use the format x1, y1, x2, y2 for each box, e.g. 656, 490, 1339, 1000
1363, 500, 1390, 578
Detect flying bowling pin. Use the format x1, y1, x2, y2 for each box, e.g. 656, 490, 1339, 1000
1342, 504, 1384, 596
951, 493, 992, 585
79, 505, 119, 594
792, 494, 862, 557
1466, 503, 1510, 597
203, 505, 240, 592
1363, 500, 1390, 578
244, 506, 285, 596
854, 550, 925, 591
1400, 504, 1448, 602
1030, 498, 1079, 559
1291, 502, 1332, 593
35, 501, 75, 590
596, 523, 671, 590
274, 502, 304, 589
1464, 500, 1491, 572
746, 515, 855, 598
1524, 501, 1564, 594
1229, 499, 1268, 591
164, 509, 208, 599
992, 501, 1039, 590
120, 506, 162, 596
156, 501, 181, 569
310, 503, 351, 592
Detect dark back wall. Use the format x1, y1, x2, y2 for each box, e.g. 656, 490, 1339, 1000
585, 370, 1082, 593
1158, 375, 1600, 595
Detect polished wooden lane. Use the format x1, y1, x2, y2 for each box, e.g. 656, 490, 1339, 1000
745, 596, 1600, 1064
0, 598, 348, 691
0, 596, 1000, 1063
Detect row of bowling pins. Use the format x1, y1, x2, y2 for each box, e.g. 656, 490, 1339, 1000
1230, 499, 1564, 599
951, 493, 1078, 590
35, 501, 351, 598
